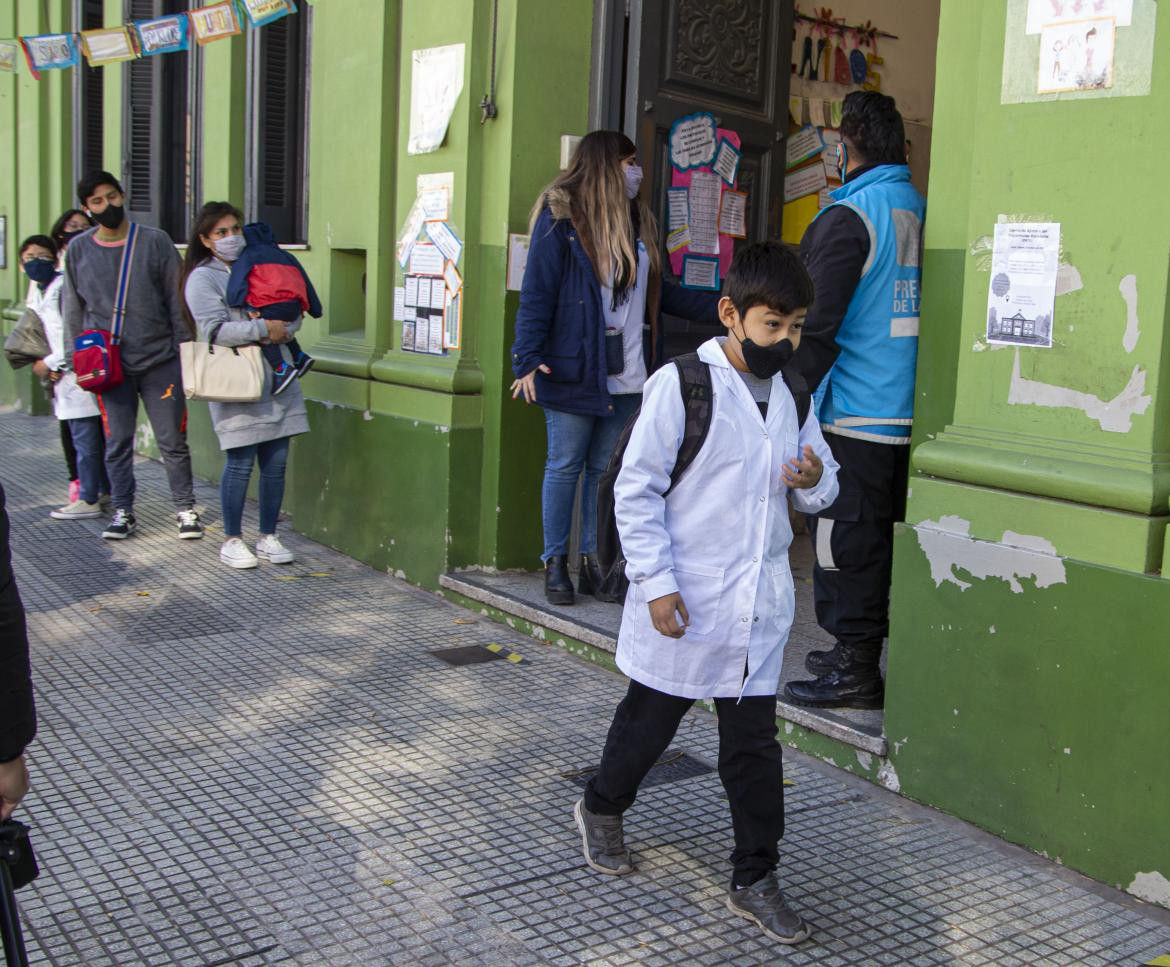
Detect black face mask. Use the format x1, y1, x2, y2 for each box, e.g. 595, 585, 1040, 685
22, 258, 58, 289
738, 328, 794, 380
91, 204, 125, 230
60, 228, 87, 246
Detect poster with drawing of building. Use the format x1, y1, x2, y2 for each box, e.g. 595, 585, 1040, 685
986, 222, 1060, 348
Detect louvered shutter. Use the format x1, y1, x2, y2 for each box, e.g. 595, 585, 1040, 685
255, 13, 308, 244
78, 0, 104, 177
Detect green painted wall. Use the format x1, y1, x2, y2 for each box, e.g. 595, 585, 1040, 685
889, 0, 1170, 908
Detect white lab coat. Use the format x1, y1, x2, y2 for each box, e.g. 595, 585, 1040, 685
27, 275, 100, 422
614, 337, 839, 700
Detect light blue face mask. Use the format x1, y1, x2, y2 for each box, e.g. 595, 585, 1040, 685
214, 233, 246, 262
836, 141, 849, 181
624, 164, 644, 200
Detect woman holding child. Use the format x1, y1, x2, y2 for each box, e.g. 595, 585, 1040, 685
182, 201, 309, 570
510, 130, 719, 606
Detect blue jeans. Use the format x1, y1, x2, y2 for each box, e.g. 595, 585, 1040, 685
219, 437, 291, 538
68, 416, 109, 504
541, 393, 641, 561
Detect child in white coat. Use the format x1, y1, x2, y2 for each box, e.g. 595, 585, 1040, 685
574, 243, 839, 946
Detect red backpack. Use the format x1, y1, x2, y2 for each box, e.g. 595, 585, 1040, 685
74, 222, 138, 394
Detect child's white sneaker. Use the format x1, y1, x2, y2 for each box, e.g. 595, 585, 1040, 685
256, 534, 294, 564
220, 538, 258, 569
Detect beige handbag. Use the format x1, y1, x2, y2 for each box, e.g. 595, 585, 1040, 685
180, 322, 265, 402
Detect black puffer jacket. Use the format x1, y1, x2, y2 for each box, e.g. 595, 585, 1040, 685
0, 482, 35, 763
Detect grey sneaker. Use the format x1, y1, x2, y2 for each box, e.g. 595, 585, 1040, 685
726, 874, 811, 944
50, 498, 102, 520
573, 798, 633, 876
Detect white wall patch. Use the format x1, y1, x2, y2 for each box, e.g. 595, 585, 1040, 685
915, 516, 1067, 593
1054, 262, 1083, 296
1119, 274, 1139, 353
877, 760, 901, 793
1128, 871, 1170, 908
1008, 349, 1151, 433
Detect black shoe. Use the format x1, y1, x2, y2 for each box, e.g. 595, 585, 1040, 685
784, 666, 885, 709
176, 508, 204, 540
804, 641, 849, 676
102, 508, 137, 540
293, 351, 315, 378
577, 553, 604, 596
726, 873, 811, 944
544, 555, 574, 605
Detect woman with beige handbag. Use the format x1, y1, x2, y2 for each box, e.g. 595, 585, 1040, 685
182, 201, 310, 570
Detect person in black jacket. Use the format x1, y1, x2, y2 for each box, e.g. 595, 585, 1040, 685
0, 482, 36, 820
510, 130, 719, 606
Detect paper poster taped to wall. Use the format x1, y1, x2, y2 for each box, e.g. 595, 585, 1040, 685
669, 112, 717, 170
0, 41, 18, 73
1026, 0, 1131, 33
80, 27, 137, 67
1037, 17, 1115, 93
986, 222, 1060, 348
408, 44, 465, 155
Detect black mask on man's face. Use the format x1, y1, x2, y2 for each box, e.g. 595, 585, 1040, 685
737, 322, 795, 380
91, 204, 125, 230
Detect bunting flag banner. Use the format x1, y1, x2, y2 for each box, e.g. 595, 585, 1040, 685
81, 26, 138, 67
20, 33, 81, 79
239, 0, 297, 28
189, 2, 243, 45
0, 40, 19, 74
133, 14, 190, 57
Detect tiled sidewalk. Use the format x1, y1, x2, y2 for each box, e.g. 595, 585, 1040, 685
2, 407, 1169, 966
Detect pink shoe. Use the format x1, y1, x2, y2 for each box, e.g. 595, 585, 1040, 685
68, 479, 80, 502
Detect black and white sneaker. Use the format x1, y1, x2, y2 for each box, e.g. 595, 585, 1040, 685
102, 509, 137, 540
177, 509, 204, 540
726, 874, 811, 945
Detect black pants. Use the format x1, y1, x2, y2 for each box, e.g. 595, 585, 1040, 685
584, 679, 785, 887
810, 433, 910, 658
59, 419, 78, 481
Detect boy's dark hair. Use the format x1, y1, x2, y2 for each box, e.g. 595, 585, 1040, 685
18, 234, 58, 259
724, 241, 814, 317
839, 90, 906, 166
76, 170, 124, 207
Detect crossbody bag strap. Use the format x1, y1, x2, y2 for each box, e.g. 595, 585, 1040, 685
110, 222, 139, 346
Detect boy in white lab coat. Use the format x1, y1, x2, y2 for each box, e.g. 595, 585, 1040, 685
574, 243, 839, 946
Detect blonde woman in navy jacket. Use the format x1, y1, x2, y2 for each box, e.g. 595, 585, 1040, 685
510, 130, 718, 605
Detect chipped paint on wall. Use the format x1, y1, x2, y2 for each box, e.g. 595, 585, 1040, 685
915, 516, 1067, 593
1119, 274, 1139, 353
1008, 350, 1151, 433
1128, 870, 1170, 909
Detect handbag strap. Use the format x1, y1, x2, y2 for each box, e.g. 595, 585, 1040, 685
110, 222, 139, 346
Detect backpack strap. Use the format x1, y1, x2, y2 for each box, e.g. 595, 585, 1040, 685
110, 222, 139, 346
665, 352, 713, 494
781, 364, 811, 429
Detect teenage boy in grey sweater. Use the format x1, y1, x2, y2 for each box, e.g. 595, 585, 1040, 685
63, 171, 201, 541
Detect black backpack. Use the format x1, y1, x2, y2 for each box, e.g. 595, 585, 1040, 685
593, 353, 811, 603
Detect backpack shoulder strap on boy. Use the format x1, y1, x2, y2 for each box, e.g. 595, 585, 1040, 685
780, 363, 811, 430
665, 352, 713, 494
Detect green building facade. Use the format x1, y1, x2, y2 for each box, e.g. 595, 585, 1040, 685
1, 0, 1167, 911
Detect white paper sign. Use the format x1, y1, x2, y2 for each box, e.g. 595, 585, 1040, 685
425, 219, 463, 263
444, 261, 463, 295
681, 255, 720, 291
506, 234, 529, 292
669, 113, 717, 169
786, 125, 824, 168
428, 315, 445, 354
408, 44, 465, 155
393, 286, 406, 321
687, 170, 722, 255
667, 188, 689, 230
718, 191, 747, 238
404, 276, 420, 307
409, 242, 445, 276
713, 141, 740, 185
807, 97, 827, 129
666, 225, 691, 253
1026, 0, 1131, 33
429, 277, 446, 310
784, 163, 828, 203
986, 221, 1060, 348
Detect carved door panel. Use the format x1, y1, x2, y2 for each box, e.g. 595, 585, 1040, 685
633, 0, 794, 353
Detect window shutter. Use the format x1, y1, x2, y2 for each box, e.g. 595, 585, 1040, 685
124, 0, 161, 227
79, 0, 104, 176
255, 13, 308, 243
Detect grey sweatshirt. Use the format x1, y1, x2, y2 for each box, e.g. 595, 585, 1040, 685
62, 224, 187, 375
184, 258, 309, 451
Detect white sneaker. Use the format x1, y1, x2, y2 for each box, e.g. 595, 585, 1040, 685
220, 538, 258, 569
256, 534, 295, 564
50, 499, 103, 520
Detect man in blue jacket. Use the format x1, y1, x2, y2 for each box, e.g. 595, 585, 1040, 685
0, 482, 35, 821
785, 92, 925, 709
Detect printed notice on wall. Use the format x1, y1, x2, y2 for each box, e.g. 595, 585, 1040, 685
687, 170, 722, 255
668, 112, 718, 170
985, 221, 1060, 348
408, 43, 465, 155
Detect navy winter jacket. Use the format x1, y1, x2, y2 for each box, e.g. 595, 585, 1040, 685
226, 222, 323, 318
511, 206, 721, 416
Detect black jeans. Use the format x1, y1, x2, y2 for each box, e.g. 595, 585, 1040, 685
810, 433, 910, 658
584, 679, 785, 887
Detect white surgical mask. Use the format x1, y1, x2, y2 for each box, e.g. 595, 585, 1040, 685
623, 164, 644, 200
214, 234, 246, 262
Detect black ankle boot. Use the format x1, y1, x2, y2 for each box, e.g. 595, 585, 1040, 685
783, 647, 884, 709
804, 641, 849, 676
577, 553, 604, 596
544, 555, 575, 605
